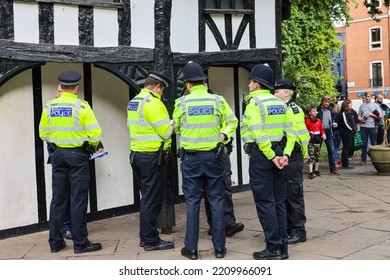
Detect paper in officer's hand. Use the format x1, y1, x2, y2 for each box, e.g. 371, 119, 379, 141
89, 151, 108, 160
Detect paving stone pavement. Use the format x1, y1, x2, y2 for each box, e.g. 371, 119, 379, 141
1, 157, 390, 261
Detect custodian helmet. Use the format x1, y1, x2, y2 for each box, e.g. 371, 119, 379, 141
248, 64, 274, 90
182, 61, 207, 82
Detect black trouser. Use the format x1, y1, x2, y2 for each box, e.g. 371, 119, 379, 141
249, 145, 288, 254
283, 150, 306, 237
131, 152, 166, 246
340, 127, 353, 167
49, 147, 90, 250
205, 152, 237, 230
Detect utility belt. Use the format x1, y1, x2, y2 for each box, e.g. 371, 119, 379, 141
48, 143, 85, 153
177, 142, 225, 159
130, 142, 170, 167
243, 141, 284, 155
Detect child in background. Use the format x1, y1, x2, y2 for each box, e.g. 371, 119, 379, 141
305, 106, 326, 179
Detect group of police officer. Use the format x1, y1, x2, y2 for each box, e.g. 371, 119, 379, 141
39, 62, 309, 260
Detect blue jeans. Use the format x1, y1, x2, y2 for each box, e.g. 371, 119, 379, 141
323, 129, 336, 171
360, 127, 378, 161
333, 130, 341, 163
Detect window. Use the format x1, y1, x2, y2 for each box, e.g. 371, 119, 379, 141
205, 0, 250, 10
371, 62, 383, 87
368, 0, 381, 8
370, 27, 382, 50
16, 0, 123, 7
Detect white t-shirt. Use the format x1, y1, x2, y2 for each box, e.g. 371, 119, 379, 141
358, 102, 381, 128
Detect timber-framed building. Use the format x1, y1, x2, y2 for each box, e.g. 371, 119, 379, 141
0, 0, 290, 239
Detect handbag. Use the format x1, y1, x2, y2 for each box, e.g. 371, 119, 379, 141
352, 131, 363, 151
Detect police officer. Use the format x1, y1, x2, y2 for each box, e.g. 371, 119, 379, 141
127, 71, 175, 251
274, 79, 310, 245
204, 86, 244, 238
240, 64, 295, 260
173, 62, 238, 260
39, 71, 103, 254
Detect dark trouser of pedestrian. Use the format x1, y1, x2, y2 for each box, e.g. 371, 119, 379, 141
360, 126, 378, 162
323, 129, 336, 171
182, 151, 225, 251
249, 147, 288, 255
339, 128, 354, 167
131, 152, 166, 247
283, 150, 306, 238
49, 147, 90, 251
377, 124, 384, 145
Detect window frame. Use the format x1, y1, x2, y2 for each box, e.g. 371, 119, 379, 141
13, 0, 124, 8
370, 61, 384, 87
203, 0, 254, 14
369, 26, 382, 51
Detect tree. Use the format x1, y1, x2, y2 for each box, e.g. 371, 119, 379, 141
281, 2, 343, 110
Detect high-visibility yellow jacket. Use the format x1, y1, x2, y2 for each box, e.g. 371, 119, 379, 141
39, 92, 102, 148
240, 89, 295, 160
173, 84, 238, 151
285, 101, 310, 158
127, 88, 172, 152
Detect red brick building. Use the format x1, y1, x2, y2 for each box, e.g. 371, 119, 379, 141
345, 0, 390, 99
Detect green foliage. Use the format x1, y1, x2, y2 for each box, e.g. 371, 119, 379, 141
281, 3, 342, 112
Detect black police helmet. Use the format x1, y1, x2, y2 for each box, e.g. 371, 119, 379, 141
248, 64, 274, 90
183, 61, 207, 82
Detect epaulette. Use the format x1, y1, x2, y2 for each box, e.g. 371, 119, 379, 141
289, 102, 300, 114
80, 99, 89, 105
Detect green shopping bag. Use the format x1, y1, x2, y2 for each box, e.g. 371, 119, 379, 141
352, 131, 363, 151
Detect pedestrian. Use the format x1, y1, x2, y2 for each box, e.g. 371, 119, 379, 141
204, 86, 244, 238
317, 96, 340, 175
375, 93, 388, 145
127, 71, 175, 252
39, 71, 103, 254
332, 103, 342, 167
338, 99, 356, 169
240, 64, 295, 260
358, 91, 382, 165
274, 79, 310, 245
173, 61, 238, 260
305, 106, 326, 179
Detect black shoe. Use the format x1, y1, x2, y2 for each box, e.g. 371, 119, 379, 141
253, 249, 283, 260
181, 247, 198, 260
226, 223, 245, 237
74, 242, 102, 254
62, 230, 72, 240
215, 248, 227, 258
207, 227, 212, 236
288, 234, 307, 244
144, 240, 174, 251
139, 241, 144, 247
281, 252, 289, 260
51, 240, 66, 253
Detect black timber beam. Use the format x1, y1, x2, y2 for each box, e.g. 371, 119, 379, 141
172, 48, 279, 66
0, 41, 154, 63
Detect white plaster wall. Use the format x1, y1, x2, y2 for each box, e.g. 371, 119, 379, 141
208, 67, 252, 186
54, 4, 79, 45
94, 8, 119, 47
233, 15, 250, 50
171, 0, 199, 53
255, 0, 276, 48
205, 14, 225, 52
238, 67, 250, 185
91, 67, 134, 209
0, 71, 38, 229
131, 0, 154, 48
14, 2, 39, 44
